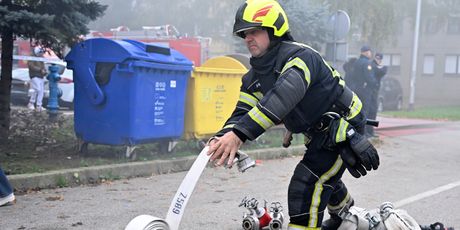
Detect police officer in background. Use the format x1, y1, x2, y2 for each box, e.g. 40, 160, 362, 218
348, 45, 378, 137
366, 53, 388, 137
207, 0, 379, 229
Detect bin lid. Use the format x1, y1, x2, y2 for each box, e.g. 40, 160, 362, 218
193, 56, 248, 75
65, 38, 193, 67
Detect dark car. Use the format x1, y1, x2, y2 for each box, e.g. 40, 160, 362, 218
378, 76, 403, 112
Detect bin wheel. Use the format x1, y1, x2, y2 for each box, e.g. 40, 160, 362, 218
126, 146, 137, 160
158, 140, 177, 154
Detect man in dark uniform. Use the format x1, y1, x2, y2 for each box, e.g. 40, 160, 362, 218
207, 1, 380, 229
366, 53, 388, 137
348, 45, 377, 137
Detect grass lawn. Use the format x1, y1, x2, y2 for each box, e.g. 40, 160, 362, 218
381, 106, 460, 121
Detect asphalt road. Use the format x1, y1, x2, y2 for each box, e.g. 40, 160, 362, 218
1, 122, 459, 230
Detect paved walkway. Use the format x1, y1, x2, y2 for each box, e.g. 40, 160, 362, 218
376, 116, 451, 138
376, 116, 444, 129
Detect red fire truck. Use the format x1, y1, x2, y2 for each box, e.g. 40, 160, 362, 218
87, 25, 211, 66
12, 24, 211, 67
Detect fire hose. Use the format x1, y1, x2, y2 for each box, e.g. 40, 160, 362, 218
125, 146, 256, 230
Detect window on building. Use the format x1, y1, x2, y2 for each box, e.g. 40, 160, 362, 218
425, 16, 441, 34
381, 55, 391, 66
444, 55, 460, 75
382, 54, 401, 74
447, 16, 460, 34
392, 54, 401, 66
423, 55, 435, 75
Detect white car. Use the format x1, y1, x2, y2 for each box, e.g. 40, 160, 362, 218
58, 68, 74, 109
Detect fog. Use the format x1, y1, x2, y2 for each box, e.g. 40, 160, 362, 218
89, 0, 460, 109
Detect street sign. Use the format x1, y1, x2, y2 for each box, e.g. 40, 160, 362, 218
328, 10, 351, 41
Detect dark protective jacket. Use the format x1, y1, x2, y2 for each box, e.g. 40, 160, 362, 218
216, 41, 365, 141
348, 55, 375, 97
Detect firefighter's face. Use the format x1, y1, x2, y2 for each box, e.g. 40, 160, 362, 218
243, 28, 270, 58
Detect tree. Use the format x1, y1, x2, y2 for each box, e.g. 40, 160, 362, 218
0, 0, 107, 142
315, 0, 403, 50
280, 0, 331, 51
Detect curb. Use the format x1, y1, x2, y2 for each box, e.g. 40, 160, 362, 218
9, 145, 305, 191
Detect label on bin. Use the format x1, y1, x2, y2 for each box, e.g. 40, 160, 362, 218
154, 92, 166, 126
155, 82, 166, 91
170, 80, 176, 88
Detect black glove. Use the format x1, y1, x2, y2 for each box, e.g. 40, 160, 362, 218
338, 144, 367, 178
326, 117, 380, 177
347, 129, 379, 171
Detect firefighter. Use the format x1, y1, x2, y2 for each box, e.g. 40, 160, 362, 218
207, 0, 379, 229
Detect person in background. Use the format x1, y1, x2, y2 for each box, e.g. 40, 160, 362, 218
27, 46, 48, 112
207, 1, 379, 229
366, 52, 388, 137
342, 57, 357, 89
0, 166, 15, 207
349, 45, 377, 137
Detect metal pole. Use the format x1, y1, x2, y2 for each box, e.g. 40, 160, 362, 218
333, 11, 338, 67
409, 0, 422, 110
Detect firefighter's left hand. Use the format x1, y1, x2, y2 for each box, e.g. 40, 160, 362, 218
207, 131, 243, 167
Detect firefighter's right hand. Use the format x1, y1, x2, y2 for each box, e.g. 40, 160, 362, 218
207, 131, 243, 167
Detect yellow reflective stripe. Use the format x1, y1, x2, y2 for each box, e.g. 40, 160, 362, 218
308, 157, 343, 227
323, 60, 341, 79
287, 223, 320, 230
335, 119, 349, 143
222, 124, 235, 130
338, 77, 345, 87
346, 93, 363, 120
239, 92, 258, 108
327, 193, 351, 211
253, 91, 264, 100
281, 57, 311, 86
248, 107, 274, 130
288, 42, 341, 81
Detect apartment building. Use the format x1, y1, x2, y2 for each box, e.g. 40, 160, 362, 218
379, 15, 460, 108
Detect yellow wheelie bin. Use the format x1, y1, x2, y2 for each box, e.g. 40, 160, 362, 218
184, 55, 248, 142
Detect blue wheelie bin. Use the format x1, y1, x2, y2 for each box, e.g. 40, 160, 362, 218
65, 38, 193, 150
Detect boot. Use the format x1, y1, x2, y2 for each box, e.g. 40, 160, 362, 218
322, 197, 354, 230
321, 214, 342, 230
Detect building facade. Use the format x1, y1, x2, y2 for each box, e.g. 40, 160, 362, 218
380, 15, 460, 108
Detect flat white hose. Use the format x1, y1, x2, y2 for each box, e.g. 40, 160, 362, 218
125, 147, 212, 230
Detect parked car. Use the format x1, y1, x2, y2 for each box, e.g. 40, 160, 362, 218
10, 67, 74, 109
378, 76, 403, 112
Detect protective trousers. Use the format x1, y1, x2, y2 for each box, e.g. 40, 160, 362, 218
365, 89, 379, 137
287, 131, 350, 229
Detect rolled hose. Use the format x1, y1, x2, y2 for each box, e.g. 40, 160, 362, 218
124, 215, 170, 230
